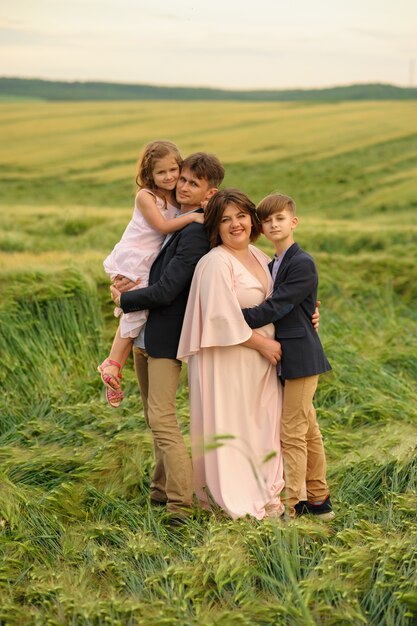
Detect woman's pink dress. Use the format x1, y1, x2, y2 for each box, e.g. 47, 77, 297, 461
103, 190, 177, 339
177, 245, 284, 520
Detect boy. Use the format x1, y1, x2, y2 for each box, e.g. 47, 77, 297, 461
242, 193, 334, 520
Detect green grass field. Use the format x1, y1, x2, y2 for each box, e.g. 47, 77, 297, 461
0, 100, 416, 625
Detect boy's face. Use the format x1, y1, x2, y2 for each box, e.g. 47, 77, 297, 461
176, 167, 217, 210
261, 209, 298, 247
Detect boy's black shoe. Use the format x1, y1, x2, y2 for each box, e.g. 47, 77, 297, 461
294, 500, 310, 516
295, 497, 335, 521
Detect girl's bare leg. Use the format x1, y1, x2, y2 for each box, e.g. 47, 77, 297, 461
99, 326, 133, 388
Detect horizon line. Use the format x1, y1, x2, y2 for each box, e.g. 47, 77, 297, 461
1, 75, 415, 93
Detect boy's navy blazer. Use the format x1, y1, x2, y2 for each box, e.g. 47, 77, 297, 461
120, 218, 210, 359
242, 242, 331, 380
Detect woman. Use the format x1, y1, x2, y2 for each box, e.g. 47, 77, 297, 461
177, 189, 285, 520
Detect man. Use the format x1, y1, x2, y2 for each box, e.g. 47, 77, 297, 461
111, 152, 225, 523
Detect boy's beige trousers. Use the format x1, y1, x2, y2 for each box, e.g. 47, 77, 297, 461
281, 375, 329, 515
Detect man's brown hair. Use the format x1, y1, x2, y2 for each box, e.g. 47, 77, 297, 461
181, 152, 225, 188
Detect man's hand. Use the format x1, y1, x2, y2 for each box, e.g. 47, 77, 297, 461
312, 300, 321, 333
110, 285, 121, 307
113, 275, 141, 292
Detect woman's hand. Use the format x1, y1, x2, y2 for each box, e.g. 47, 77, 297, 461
242, 331, 282, 365
257, 337, 282, 365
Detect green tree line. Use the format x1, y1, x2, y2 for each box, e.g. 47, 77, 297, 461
1, 77, 417, 101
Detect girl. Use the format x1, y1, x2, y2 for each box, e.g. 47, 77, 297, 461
98, 140, 204, 407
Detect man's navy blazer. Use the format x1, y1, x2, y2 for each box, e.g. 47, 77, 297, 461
120, 219, 210, 359
242, 242, 331, 380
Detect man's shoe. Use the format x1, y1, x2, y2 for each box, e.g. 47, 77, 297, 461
150, 498, 166, 508
163, 512, 190, 528
295, 497, 335, 521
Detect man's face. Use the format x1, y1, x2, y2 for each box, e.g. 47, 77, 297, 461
176, 167, 211, 209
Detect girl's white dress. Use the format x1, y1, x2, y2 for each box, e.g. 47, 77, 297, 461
103, 190, 177, 338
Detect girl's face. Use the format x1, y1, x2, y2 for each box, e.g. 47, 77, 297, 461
152, 154, 180, 191
218, 203, 252, 251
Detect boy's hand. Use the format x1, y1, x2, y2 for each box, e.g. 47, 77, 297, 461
312, 300, 320, 332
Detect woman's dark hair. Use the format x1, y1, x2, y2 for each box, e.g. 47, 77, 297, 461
204, 188, 261, 248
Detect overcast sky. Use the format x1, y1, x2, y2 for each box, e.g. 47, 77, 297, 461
1, 0, 416, 89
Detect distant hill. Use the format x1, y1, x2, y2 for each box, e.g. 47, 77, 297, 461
1, 77, 417, 102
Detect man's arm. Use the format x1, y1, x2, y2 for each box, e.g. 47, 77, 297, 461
120, 225, 209, 312
242, 256, 317, 329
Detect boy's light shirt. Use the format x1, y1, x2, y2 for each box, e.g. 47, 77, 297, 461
133, 208, 200, 349
271, 248, 288, 283
271, 246, 291, 376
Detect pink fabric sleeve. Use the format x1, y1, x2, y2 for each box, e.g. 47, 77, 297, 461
177, 249, 252, 360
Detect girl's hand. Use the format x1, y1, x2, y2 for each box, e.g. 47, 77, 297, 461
192, 212, 205, 225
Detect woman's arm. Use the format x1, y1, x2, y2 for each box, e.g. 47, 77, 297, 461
241, 331, 282, 365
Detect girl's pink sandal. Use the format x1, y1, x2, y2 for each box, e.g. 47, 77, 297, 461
97, 359, 122, 389
97, 359, 124, 408
106, 380, 124, 408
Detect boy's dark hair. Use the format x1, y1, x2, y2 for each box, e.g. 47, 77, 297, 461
181, 152, 225, 188
256, 193, 296, 221
204, 188, 261, 248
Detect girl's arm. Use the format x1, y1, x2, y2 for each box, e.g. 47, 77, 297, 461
137, 190, 203, 235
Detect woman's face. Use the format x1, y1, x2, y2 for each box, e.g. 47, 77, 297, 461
218, 203, 252, 250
